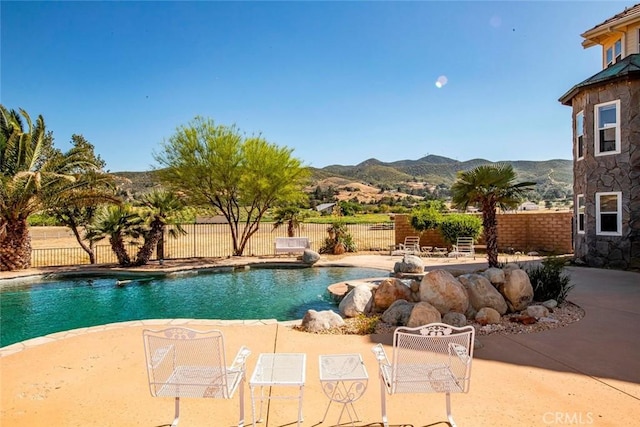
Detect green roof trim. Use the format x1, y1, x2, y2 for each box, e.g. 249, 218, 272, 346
559, 54, 640, 105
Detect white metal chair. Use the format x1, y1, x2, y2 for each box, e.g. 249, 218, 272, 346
143, 327, 251, 427
371, 323, 475, 427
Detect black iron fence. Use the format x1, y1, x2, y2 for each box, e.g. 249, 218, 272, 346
30, 222, 395, 268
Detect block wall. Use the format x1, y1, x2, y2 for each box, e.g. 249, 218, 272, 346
395, 212, 573, 254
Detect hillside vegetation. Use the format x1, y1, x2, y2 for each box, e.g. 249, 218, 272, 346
114, 155, 573, 203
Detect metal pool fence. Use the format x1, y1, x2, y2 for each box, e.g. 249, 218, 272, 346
30, 222, 395, 267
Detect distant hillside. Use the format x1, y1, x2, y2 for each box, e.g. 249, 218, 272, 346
317, 155, 572, 188
113, 155, 573, 202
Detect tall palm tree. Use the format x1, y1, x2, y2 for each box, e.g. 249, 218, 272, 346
134, 189, 187, 266
0, 106, 101, 270
86, 205, 144, 266
451, 164, 535, 268
272, 205, 307, 237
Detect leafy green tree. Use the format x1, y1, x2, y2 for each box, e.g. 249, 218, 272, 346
0, 106, 102, 270
272, 205, 308, 237
45, 134, 118, 264
451, 164, 534, 267
155, 117, 309, 256
338, 200, 361, 216
134, 189, 187, 265
438, 214, 482, 245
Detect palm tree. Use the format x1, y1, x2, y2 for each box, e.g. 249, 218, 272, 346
450, 164, 535, 268
272, 205, 307, 237
86, 205, 144, 266
0, 106, 101, 270
134, 189, 186, 266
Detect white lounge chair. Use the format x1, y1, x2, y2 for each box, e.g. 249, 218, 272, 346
372, 323, 475, 427
392, 236, 421, 255
143, 327, 251, 427
452, 237, 475, 259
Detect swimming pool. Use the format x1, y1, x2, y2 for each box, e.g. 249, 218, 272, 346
0, 266, 385, 347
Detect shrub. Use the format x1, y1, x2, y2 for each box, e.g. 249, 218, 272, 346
28, 213, 61, 226
341, 314, 380, 335
318, 221, 357, 254
438, 214, 482, 245
409, 207, 443, 232
525, 257, 574, 303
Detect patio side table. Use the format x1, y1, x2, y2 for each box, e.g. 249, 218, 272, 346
319, 353, 368, 426
249, 353, 306, 426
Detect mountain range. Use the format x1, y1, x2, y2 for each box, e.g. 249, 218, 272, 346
113, 155, 573, 201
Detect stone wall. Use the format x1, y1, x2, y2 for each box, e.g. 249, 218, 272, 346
570, 78, 640, 269
395, 211, 573, 254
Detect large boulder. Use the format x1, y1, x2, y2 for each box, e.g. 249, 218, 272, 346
301, 249, 320, 265
407, 302, 442, 327
499, 269, 534, 312
393, 255, 424, 274
475, 307, 501, 325
442, 311, 467, 328
381, 299, 414, 326
373, 278, 413, 312
458, 274, 508, 315
482, 267, 505, 285
338, 284, 373, 318
419, 270, 469, 315
301, 310, 345, 332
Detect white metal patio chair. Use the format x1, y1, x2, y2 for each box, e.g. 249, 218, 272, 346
143, 327, 251, 427
371, 323, 475, 427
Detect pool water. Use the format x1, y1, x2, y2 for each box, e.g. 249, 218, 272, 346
0, 267, 384, 347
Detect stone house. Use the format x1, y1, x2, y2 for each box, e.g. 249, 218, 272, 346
559, 4, 640, 269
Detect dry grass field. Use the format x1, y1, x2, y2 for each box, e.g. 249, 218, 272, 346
28, 223, 395, 267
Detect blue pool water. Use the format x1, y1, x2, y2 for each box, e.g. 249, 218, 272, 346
0, 267, 384, 347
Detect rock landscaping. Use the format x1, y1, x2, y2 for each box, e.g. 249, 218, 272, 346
299, 260, 585, 336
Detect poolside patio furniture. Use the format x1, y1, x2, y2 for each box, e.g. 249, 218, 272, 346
451, 237, 475, 259
371, 323, 475, 427
319, 353, 369, 427
250, 353, 306, 427
274, 237, 311, 255
142, 327, 251, 427
392, 236, 421, 255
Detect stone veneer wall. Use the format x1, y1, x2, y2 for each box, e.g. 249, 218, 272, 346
570, 79, 640, 269
394, 212, 573, 254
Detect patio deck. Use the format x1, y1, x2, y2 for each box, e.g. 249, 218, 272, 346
1, 255, 638, 426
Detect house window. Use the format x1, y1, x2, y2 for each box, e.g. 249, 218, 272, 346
595, 100, 620, 155
614, 39, 622, 61
596, 192, 622, 236
577, 195, 585, 234
576, 111, 584, 159
606, 39, 623, 66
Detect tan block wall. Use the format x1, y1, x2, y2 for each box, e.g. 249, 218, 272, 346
395, 211, 573, 254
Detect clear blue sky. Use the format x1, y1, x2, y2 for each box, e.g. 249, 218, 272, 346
1, 1, 632, 172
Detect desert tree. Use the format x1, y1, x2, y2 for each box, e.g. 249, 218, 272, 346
451, 164, 534, 267
155, 117, 309, 256
44, 134, 118, 264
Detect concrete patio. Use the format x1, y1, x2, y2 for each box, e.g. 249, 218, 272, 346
1, 255, 638, 426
